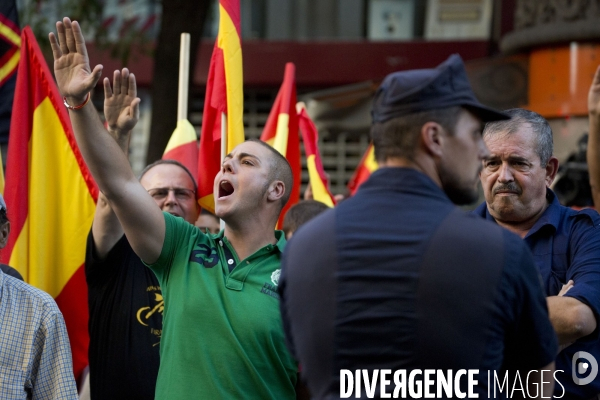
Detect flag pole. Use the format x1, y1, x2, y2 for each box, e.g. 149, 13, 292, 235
177, 33, 190, 122
221, 112, 227, 161
220, 112, 227, 229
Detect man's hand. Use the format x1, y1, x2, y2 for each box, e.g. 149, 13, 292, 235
589, 66, 600, 117
103, 68, 140, 149
49, 17, 103, 104
589, 65, 600, 206
558, 280, 574, 296
555, 280, 575, 352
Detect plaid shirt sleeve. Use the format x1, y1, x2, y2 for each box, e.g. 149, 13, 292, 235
28, 310, 78, 400
0, 273, 78, 400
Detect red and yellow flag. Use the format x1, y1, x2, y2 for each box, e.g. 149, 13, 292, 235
198, 0, 244, 213
347, 143, 378, 196
163, 119, 198, 182
1, 27, 98, 380
298, 106, 335, 207
260, 62, 300, 226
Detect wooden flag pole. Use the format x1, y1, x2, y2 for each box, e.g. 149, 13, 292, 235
177, 33, 191, 122
221, 112, 227, 162
220, 111, 227, 230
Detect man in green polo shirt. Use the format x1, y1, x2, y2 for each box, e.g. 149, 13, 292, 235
50, 17, 298, 399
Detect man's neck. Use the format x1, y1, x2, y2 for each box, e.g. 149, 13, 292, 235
492, 203, 549, 239
223, 216, 278, 261
380, 156, 442, 188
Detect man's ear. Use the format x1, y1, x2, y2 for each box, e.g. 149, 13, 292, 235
420, 122, 444, 157
545, 156, 560, 186
0, 221, 10, 249
267, 181, 286, 202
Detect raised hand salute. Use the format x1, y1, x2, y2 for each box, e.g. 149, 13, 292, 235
49, 18, 103, 107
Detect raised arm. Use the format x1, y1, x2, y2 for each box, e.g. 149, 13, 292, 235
50, 17, 163, 263
588, 65, 600, 207
92, 68, 139, 258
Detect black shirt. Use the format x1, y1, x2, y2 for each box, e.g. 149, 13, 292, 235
280, 168, 558, 399
85, 231, 162, 400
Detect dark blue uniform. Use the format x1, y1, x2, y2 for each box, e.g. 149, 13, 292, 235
475, 190, 600, 399
280, 168, 557, 399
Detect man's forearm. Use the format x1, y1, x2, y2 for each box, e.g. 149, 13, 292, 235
108, 128, 131, 154
90, 129, 131, 258
67, 99, 137, 198
547, 296, 597, 344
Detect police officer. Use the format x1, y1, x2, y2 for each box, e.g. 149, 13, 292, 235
279, 55, 558, 399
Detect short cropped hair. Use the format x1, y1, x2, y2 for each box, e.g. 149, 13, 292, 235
370, 106, 462, 162
483, 108, 553, 166
247, 139, 294, 210
282, 200, 329, 237
139, 159, 198, 193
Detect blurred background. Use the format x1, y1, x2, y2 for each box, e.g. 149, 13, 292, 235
7, 0, 600, 202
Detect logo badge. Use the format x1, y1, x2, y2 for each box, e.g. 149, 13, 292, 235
271, 269, 281, 286
572, 351, 598, 386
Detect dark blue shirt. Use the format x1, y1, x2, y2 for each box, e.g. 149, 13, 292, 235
281, 168, 557, 399
474, 190, 600, 399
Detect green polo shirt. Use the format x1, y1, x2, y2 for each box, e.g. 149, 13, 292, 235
146, 212, 297, 399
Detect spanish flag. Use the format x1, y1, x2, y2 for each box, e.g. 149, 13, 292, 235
347, 143, 378, 196
298, 106, 335, 207
163, 119, 198, 182
260, 63, 300, 226
198, 0, 244, 213
1, 26, 97, 380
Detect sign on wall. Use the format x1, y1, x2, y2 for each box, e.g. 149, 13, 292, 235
425, 0, 493, 40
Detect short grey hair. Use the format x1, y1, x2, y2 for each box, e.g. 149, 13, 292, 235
483, 108, 553, 166
139, 159, 198, 193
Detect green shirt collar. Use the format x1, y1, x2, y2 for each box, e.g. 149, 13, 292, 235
213, 229, 286, 254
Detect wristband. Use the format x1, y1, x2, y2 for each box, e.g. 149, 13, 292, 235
63, 93, 90, 110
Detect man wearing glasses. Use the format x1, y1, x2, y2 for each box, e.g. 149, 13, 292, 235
84, 70, 199, 400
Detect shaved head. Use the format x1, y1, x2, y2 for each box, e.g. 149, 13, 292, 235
247, 139, 294, 210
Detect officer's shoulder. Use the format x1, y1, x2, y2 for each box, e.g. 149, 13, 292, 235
286, 207, 336, 249
444, 210, 522, 249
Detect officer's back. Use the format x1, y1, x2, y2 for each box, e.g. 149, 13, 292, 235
279, 55, 558, 399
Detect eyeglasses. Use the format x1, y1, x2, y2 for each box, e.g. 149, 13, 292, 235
147, 187, 196, 201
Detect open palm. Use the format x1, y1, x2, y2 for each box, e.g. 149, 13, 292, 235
104, 68, 140, 137
49, 18, 103, 102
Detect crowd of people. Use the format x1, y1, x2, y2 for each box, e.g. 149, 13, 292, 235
0, 16, 599, 399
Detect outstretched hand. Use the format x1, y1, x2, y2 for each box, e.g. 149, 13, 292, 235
104, 68, 140, 142
49, 17, 103, 104
589, 66, 600, 117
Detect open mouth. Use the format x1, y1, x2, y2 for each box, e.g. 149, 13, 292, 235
218, 180, 234, 198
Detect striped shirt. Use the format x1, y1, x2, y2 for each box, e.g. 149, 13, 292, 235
0, 270, 78, 399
